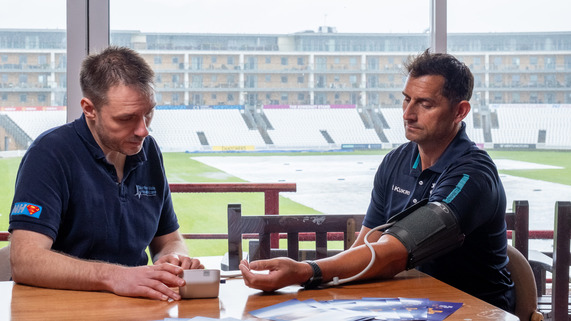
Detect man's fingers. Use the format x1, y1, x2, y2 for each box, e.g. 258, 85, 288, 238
141, 279, 181, 301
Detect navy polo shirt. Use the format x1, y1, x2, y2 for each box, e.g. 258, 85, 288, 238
364, 122, 515, 312
9, 114, 179, 267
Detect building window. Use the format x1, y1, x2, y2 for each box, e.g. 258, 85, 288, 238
281, 93, 288, 101
38, 55, 48, 65
227, 56, 234, 65
38, 94, 46, 102
281, 57, 288, 65
297, 76, 304, 83
227, 93, 234, 101
530, 56, 538, 65
297, 57, 304, 65
211, 56, 217, 63
154, 56, 162, 64
172, 93, 179, 103
530, 74, 538, 86
172, 57, 179, 64
297, 93, 304, 101
367, 57, 379, 70
1, 94, 7, 101
545, 56, 556, 70
349, 75, 357, 85
265, 75, 271, 82
530, 92, 538, 103
281, 76, 288, 83
20, 94, 27, 102
493, 57, 502, 68
474, 75, 482, 87
265, 56, 271, 63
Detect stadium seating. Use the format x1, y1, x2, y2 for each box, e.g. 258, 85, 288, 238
491, 105, 571, 147
3, 104, 571, 151
151, 109, 266, 152
2, 110, 66, 140
263, 108, 381, 149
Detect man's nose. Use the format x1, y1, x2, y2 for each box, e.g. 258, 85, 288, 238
135, 117, 150, 137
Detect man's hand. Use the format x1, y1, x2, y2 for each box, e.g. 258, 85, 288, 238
239, 257, 312, 292
106, 263, 186, 301
154, 253, 204, 270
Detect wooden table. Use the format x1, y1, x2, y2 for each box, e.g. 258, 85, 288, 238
2, 269, 516, 321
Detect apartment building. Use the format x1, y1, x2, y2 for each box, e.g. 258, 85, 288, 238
1, 29, 570, 109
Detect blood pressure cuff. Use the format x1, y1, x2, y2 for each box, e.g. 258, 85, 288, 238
384, 201, 465, 270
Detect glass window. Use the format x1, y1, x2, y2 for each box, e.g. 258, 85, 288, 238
449, 1, 571, 254
108, 0, 433, 256
0, 0, 66, 154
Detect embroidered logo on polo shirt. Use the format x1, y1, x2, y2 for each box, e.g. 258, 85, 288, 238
11, 202, 43, 218
135, 185, 157, 198
392, 184, 411, 196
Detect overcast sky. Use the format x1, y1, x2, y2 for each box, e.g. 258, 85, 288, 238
1, 0, 570, 34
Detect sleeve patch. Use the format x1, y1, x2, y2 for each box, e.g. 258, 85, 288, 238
11, 202, 43, 218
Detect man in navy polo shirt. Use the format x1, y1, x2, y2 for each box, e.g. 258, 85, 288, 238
9, 46, 202, 301
240, 50, 515, 313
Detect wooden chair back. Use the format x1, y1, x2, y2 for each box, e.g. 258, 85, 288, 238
226, 203, 364, 271
505, 200, 530, 258
551, 201, 571, 321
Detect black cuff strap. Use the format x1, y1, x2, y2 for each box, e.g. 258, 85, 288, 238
301, 260, 322, 289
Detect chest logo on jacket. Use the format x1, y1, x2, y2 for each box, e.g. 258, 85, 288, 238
134, 185, 157, 199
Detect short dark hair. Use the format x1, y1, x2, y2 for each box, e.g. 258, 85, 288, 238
405, 49, 474, 105
79, 46, 155, 109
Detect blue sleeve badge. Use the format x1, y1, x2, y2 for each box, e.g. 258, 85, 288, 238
11, 202, 43, 218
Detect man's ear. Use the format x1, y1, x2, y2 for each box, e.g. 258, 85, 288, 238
81, 98, 96, 120
454, 100, 471, 123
